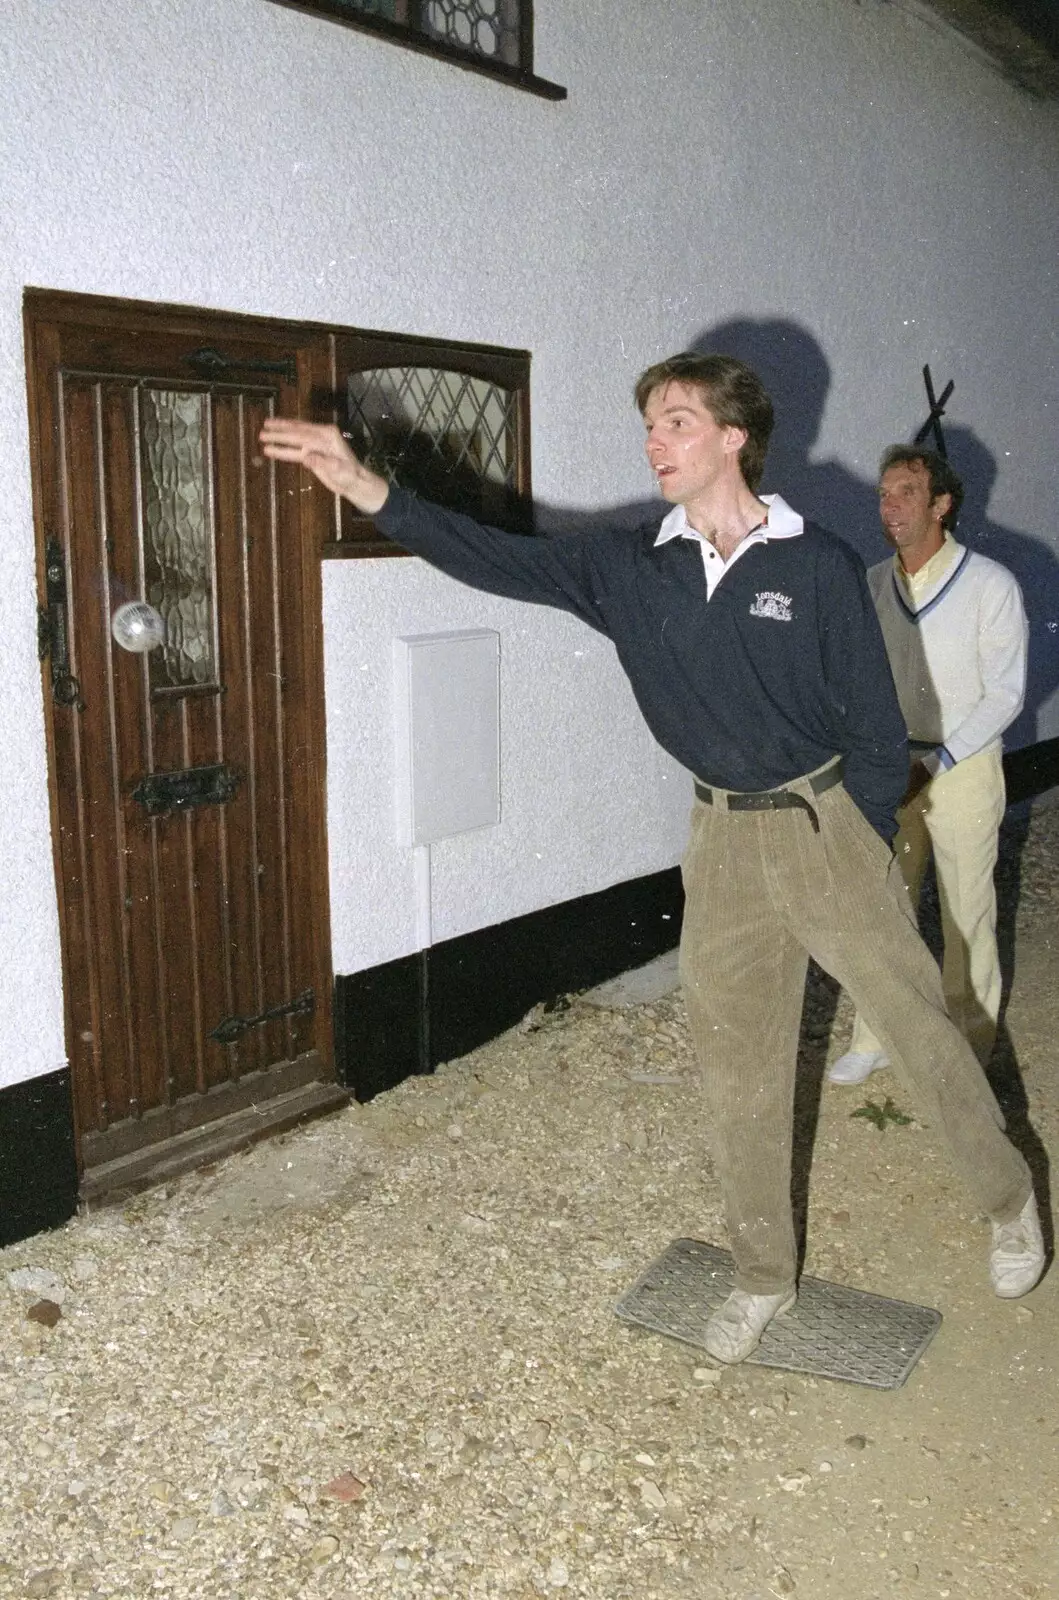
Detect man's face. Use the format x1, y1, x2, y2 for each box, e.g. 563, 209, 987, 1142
878, 461, 951, 558
642, 381, 746, 505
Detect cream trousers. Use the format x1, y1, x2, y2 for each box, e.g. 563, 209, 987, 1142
851, 742, 1006, 1064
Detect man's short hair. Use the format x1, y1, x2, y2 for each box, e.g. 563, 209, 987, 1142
634, 352, 775, 491
879, 445, 964, 531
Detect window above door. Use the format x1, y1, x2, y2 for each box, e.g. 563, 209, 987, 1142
328, 328, 533, 557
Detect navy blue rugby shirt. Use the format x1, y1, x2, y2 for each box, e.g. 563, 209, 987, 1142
374, 487, 909, 841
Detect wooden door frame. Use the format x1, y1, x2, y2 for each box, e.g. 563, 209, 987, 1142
23, 287, 338, 1181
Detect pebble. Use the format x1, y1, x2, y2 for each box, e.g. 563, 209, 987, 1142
321, 1472, 366, 1502
7, 1267, 66, 1302
26, 1300, 62, 1329
639, 1480, 667, 1510
547, 1556, 570, 1586
311, 1535, 341, 1564
25, 1571, 62, 1598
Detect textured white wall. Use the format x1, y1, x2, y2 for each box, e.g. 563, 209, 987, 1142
1, 0, 1057, 1083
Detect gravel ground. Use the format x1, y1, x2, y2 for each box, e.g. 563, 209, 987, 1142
2, 803, 1057, 1600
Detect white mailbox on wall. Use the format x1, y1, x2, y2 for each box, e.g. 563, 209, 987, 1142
393, 630, 501, 846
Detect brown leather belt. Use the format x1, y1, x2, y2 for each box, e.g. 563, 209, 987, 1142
693, 759, 843, 834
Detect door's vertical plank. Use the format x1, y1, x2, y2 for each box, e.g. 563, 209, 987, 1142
130, 382, 176, 1113
142, 387, 206, 1106
145, 702, 200, 1104
183, 390, 236, 1090
266, 388, 296, 1065
274, 355, 326, 1065
62, 378, 134, 1128
50, 370, 105, 1139
247, 394, 292, 1070
97, 379, 160, 1121
294, 335, 336, 1072
215, 391, 264, 1076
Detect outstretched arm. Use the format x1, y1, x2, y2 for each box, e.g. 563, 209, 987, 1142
258, 417, 615, 634
258, 419, 390, 514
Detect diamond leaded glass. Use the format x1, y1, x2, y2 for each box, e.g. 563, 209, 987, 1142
139, 389, 216, 690
346, 366, 519, 520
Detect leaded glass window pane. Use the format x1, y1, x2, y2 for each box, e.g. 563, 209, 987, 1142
346, 366, 519, 521
424, 0, 519, 65
139, 388, 217, 690
305, 0, 523, 70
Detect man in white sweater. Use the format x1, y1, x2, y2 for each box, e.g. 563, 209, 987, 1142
829, 446, 1028, 1083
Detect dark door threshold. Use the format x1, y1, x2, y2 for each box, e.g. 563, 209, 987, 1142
79, 1079, 350, 1205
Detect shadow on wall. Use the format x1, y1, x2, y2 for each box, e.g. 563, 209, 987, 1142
943, 424, 1059, 750
538, 315, 1059, 746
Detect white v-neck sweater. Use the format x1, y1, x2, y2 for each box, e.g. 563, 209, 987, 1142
867, 540, 1027, 772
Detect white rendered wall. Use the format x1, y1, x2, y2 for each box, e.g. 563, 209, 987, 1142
1, 0, 1057, 1083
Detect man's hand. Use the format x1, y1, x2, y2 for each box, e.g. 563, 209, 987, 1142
258, 420, 390, 516
901, 758, 933, 809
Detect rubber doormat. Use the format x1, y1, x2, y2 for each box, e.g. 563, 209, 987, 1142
615, 1238, 941, 1389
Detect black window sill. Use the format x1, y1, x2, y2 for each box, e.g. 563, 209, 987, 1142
267, 0, 568, 101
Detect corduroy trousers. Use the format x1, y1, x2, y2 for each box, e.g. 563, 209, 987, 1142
678, 768, 1031, 1296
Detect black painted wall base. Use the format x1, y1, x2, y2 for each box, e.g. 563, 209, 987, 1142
0, 1067, 78, 1248
335, 864, 684, 1101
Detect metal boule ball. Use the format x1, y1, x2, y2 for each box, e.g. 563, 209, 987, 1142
111, 601, 166, 654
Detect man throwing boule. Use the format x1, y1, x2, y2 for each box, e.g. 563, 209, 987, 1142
260, 353, 1044, 1362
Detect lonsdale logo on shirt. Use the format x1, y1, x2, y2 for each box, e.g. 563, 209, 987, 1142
748, 590, 794, 622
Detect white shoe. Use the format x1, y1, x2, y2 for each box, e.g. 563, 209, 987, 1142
990, 1194, 1046, 1299
703, 1287, 797, 1365
827, 1049, 890, 1086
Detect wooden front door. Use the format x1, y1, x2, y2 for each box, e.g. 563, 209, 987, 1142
25, 292, 341, 1192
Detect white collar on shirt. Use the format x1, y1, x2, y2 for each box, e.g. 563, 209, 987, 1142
653, 493, 805, 548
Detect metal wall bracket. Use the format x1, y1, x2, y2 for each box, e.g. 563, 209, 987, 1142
38, 537, 85, 710
132, 763, 241, 816
210, 988, 316, 1045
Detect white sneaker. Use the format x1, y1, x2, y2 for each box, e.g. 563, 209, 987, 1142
703, 1287, 797, 1365
827, 1049, 890, 1086
990, 1194, 1046, 1299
